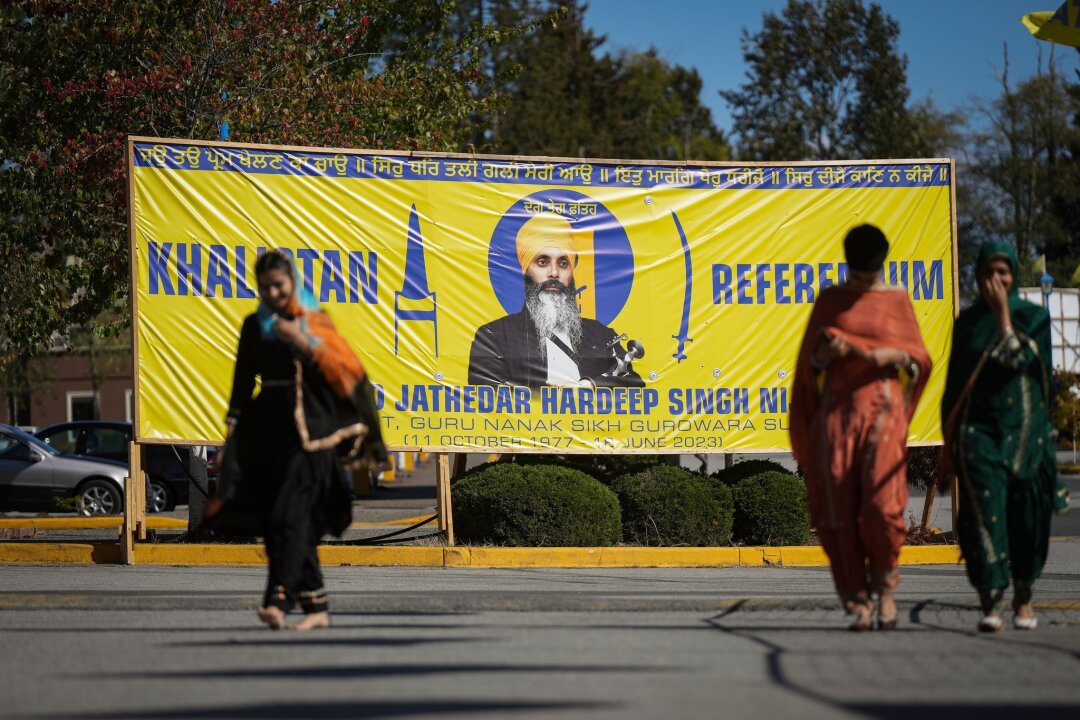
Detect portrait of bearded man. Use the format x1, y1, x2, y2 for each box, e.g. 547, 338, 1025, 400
468, 212, 644, 389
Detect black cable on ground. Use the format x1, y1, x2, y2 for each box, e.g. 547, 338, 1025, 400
159, 513, 439, 545
361, 530, 445, 545
347, 513, 438, 545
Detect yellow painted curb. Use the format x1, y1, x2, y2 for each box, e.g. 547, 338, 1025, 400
0, 517, 188, 530
776, 546, 830, 566
131, 545, 447, 567
444, 547, 748, 568
0, 543, 119, 564
899, 545, 962, 564
137, 544, 266, 565
0, 543, 967, 567
738, 548, 766, 567
320, 545, 444, 567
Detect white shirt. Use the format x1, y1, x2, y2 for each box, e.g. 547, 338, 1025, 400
545, 330, 580, 385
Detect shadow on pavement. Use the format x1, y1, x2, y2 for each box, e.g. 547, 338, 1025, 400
840, 704, 1080, 720
707, 599, 1080, 719
83, 662, 676, 681
63, 699, 615, 719
162, 636, 490, 649
908, 599, 1080, 663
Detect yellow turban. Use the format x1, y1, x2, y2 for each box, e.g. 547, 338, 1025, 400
516, 213, 579, 272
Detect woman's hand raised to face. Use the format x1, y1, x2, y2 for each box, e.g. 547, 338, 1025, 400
981, 273, 1009, 315
980, 273, 1013, 337
272, 316, 311, 355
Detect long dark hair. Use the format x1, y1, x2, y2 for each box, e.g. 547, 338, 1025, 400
254, 249, 293, 279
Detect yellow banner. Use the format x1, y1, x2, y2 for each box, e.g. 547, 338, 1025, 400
130, 138, 956, 453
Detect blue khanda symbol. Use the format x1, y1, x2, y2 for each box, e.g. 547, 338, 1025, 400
394, 204, 439, 356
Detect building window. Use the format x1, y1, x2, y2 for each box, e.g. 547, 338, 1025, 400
67, 391, 99, 422
125, 390, 133, 423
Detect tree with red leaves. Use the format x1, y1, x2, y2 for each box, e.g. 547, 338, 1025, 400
0, 0, 548, 358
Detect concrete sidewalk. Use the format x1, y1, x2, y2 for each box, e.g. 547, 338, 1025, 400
2, 548, 1080, 720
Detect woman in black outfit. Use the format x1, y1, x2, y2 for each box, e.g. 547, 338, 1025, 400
220, 249, 379, 631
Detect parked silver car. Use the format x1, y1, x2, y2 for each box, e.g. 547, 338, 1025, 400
34, 421, 195, 513
0, 423, 129, 516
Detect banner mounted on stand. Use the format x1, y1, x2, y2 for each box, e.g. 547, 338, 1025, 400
129, 137, 957, 453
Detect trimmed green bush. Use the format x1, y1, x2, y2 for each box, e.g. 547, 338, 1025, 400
451, 463, 622, 546
712, 458, 796, 486
731, 471, 811, 546
609, 465, 733, 546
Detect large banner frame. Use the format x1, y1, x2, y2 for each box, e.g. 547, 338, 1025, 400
127, 136, 958, 453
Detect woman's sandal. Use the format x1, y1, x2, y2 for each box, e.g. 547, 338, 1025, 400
1013, 615, 1038, 630
1010, 604, 1036, 630
978, 614, 1004, 633
877, 616, 898, 631
876, 595, 898, 631
849, 603, 874, 632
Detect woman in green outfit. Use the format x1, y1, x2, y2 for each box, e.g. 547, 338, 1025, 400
942, 242, 1058, 632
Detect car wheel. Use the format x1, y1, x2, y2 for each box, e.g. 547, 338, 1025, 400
147, 479, 173, 513
76, 479, 122, 516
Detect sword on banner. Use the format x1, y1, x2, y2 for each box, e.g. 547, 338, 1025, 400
671, 210, 693, 362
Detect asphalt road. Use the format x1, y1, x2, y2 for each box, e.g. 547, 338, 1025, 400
2, 541, 1080, 720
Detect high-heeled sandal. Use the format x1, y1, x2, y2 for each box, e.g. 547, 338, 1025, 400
849, 602, 874, 632
876, 594, 898, 630
877, 616, 898, 631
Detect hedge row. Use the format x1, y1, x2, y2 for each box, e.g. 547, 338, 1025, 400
610, 465, 733, 546
452, 464, 622, 546
451, 459, 809, 547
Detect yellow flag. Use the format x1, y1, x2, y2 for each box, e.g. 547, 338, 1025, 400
1022, 3, 1080, 47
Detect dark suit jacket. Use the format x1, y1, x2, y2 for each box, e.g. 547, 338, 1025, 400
468, 310, 644, 388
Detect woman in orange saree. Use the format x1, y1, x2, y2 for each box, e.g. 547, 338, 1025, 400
789, 225, 932, 631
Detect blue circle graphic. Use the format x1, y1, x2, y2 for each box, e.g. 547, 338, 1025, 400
488, 190, 634, 326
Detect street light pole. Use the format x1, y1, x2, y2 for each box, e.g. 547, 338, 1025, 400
1040, 271, 1055, 310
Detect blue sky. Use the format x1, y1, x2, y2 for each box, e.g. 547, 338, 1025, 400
584, 0, 1079, 134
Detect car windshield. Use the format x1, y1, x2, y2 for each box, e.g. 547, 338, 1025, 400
1, 425, 60, 455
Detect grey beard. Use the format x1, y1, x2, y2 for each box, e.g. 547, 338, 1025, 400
526, 288, 583, 359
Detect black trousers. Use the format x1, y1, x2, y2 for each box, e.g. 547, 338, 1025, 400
257, 445, 332, 615
262, 482, 327, 614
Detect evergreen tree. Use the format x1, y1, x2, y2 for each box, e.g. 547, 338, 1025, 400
490, 0, 728, 161
965, 53, 1080, 285
490, 0, 612, 157
603, 50, 728, 162
722, 0, 929, 161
